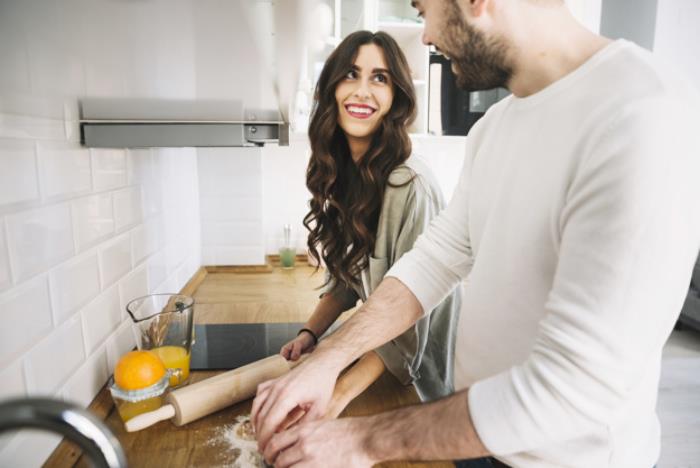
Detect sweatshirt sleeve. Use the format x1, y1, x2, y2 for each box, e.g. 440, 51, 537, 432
468, 98, 700, 455
386, 137, 479, 316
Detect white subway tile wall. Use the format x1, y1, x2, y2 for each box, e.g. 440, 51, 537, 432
0, 277, 53, 367
141, 175, 165, 219
105, 322, 136, 372
2, 430, 63, 468
0, 362, 26, 453
165, 241, 186, 275
215, 246, 266, 266
113, 187, 143, 232
154, 275, 180, 296
24, 315, 85, 395
37, 141, 91, 200
91, 149, 127, 192
7, 203, 75, 281
72, 193, 115, 251
126, 149, 153, 185
0, 139, 200, 466
61, 349, 109, 408
0, 361, 27, 400
201, 222, 264, 246
82, 287, 122, 354
0, 2, 203, 463
131, 215, 162, 266
147, 249, 168, 292
198, 147, 265, 265
0, 139, 39, 207
118, 266, 149, 319
261, 138, 312, 254
49, 251, 101, 325
99, 233, 132, 289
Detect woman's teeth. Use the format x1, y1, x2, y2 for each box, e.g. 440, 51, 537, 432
346, 105, 375, 118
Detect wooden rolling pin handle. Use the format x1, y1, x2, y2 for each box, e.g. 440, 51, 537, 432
287, 353, 310, 369
123, 355, 306, 432
125, 404, 176, 432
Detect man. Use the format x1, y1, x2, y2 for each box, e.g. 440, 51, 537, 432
252, 0, 700, 466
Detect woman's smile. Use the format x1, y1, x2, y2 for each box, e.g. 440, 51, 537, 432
344, 103, 377, 119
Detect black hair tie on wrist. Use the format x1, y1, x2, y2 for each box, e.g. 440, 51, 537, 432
298, 328, 319, 346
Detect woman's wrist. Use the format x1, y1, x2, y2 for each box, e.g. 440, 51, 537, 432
298, 327, 319, 345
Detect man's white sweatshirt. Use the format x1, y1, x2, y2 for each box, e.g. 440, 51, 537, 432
388, 40, 700, 467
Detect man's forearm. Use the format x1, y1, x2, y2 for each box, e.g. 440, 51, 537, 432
362, 389, 490, 463
314, 277, 423, 371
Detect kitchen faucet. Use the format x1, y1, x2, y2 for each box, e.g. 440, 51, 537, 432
0, 398, 127, 468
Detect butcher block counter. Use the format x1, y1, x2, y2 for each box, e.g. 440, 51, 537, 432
45, 263, 455, 468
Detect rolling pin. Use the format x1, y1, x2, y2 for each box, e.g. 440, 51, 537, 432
125, 354, 294, 432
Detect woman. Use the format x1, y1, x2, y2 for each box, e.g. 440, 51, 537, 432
280, 30, 460, 418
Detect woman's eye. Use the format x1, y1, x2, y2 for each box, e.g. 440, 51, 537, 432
373, 74, 388, 83
345, 70, 357, 79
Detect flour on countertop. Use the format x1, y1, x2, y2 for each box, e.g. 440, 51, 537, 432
207, 414, 264, 468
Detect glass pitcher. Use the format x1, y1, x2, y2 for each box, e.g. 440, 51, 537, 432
126, 294, 195, 388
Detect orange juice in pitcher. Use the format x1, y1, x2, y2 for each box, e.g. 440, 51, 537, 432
127, 294, 195, 388
151, 345, 191, 386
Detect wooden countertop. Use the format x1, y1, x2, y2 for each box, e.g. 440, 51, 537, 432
46, 265, 454, 468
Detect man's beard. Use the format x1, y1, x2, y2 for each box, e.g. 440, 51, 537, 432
441, 1, 513, 91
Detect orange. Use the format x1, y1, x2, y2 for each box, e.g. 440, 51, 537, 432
114, 350, 167, 390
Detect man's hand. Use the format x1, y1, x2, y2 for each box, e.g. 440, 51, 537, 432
251, 352, 343, 453
262, 417, 375, 468
253, 277, 424, 456
265, 389, 490, 465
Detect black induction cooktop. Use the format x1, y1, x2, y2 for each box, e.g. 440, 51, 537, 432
190, 323, 307, 370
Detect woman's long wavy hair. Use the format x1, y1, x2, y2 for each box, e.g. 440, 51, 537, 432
304, 30, 416, 290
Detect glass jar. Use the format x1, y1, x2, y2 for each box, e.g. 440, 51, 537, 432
108, 373, 170, 423
279, 224, 296, 269
126, 294, 195, 388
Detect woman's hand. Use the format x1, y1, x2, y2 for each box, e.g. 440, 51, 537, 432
280, 331, 316, 361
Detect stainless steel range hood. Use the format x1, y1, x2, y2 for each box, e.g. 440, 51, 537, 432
80, 98, 289, 148
74, 0, 319, 149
